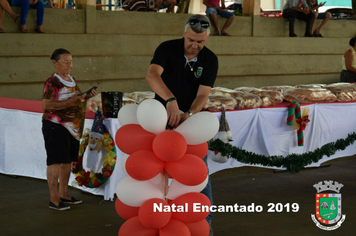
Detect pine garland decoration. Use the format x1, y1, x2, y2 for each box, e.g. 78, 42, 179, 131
207, 132, 356, 173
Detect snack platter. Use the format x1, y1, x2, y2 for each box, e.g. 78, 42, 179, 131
116, 83, 356, 112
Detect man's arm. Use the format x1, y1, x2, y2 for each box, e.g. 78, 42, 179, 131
179, 85, 211, 124
145, 64, 181, 127
221, 0, 225, 9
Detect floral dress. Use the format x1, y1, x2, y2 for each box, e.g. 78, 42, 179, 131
42, 73, 86, 140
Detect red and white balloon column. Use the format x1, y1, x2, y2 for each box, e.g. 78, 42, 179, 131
114, 99, 219, 236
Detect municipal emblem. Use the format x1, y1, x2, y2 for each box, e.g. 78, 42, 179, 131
311, 180, 346, 230
195, 67, 203, 78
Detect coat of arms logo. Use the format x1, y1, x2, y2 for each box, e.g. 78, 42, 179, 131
311, 180, 346, 230
195, 67, 203, 78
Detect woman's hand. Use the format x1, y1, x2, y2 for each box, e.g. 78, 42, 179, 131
85, 88, 98, 100
67, 92, 86, 106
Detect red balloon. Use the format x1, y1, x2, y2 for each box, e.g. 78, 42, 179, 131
170, 192, 211, 223
159, 218, 190, 236
115, 198, 139, 220
115, 124, 155, 154
186, 220, 210, 236
152, 130, 187, 162
118, 216, 158, 236
138, 198, 172, 229
126, 150, 165, 181
185, 143, 208, 159
165, 154, 208, 186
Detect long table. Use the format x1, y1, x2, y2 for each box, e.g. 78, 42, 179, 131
1, 97, 355, 200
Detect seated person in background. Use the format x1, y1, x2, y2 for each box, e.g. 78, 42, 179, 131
232, 0, 242, 16
12, 0, 55, 33
203, 0, 235, 36
155, 0, 179, 13
340, 36, 356, 82
42, 0, 56, 8
307, 0, 330, 37
282, 0, 314, 37
0, 0, 19, 33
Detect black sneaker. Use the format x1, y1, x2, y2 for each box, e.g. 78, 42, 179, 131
49, 201, 70, 211
60, 197, 83, 205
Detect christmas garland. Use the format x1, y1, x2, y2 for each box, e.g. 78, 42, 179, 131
207, 132, 356, 173
73, 128, 117, 188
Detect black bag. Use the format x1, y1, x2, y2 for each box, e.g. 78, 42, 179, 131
101, 92, 123, 118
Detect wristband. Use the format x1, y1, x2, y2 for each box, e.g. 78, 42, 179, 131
186, 111, 193, 117
166, 97, 177, 104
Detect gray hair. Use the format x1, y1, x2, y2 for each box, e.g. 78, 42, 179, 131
184, 14, 210, 36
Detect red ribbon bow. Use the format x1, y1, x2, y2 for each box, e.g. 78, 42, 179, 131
296, 115, 310, 131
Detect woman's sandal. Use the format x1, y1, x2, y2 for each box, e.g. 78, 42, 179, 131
221, 32, 231, 36
35, 27, 44, 33
20, 26, 29, 33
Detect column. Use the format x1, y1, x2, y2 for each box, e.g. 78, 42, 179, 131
77, 0, 96, 33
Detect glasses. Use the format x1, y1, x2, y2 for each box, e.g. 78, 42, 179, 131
188, 19, 210, 29
58, 60, 72, 65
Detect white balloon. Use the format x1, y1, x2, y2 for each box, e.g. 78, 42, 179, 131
175, 112, 219, 145
149, 172, 164, 185
120, 153, 130, 176
166, 176, 209, 200
117, 104, 139, 126
116, 176, 165, 207
149, 173, 165, 195
137, 99, 167, 135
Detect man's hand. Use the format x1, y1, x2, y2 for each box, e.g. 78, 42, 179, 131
178, 112, 190, 126
302, 8, 310, 14
318, 2, 326, 7
30, 0, 38, 5
166, 101, 180, 127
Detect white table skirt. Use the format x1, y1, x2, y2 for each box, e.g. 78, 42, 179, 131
1, 103, 355, 200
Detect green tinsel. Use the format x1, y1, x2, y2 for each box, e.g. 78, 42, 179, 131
207, 132, 356, 173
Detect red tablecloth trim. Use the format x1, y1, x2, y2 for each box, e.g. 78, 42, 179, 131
0, 97, 95, 119
1, 97, 356, 117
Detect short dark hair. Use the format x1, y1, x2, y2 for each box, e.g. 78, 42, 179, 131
349, 37, 356, 47
50, 48, 71, 61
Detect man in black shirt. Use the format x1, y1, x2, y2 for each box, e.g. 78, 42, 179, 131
145, 14, 218, 235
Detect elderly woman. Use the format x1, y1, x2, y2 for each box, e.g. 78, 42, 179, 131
0, 0, 19, 32
42, 48, 97, 210
340, 37, 356, 82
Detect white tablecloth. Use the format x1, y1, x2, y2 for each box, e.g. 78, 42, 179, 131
1, 103, 355, 200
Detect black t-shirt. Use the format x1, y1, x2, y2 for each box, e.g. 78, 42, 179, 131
150, 38, 218, 112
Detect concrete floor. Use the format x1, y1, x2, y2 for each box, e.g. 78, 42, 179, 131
1, 156, 355, 236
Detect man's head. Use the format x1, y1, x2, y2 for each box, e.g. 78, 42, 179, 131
183, 15, 210, 57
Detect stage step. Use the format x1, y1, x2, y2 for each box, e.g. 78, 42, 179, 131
0, 9, 354, 100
